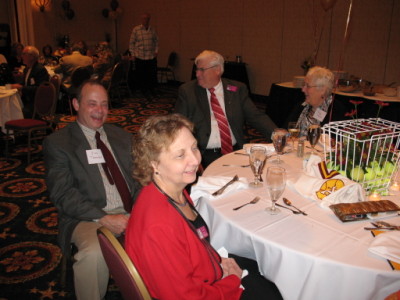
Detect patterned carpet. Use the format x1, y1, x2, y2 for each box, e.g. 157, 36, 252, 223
0, 83, 267, 299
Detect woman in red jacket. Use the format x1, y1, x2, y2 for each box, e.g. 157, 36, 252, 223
125, 114, 282, 300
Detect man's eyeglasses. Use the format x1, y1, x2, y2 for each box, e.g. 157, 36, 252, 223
302, 83, 320, 89
195, 65, 218, 72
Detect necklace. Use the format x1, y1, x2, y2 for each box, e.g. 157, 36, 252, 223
152, 180, 188, 207
171, 197, 188, 207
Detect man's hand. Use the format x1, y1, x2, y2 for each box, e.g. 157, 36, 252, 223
221, 257, 243, 279
98, 214, 129, 235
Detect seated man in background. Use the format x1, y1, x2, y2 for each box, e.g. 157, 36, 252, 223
43, 80, 139, 300
175, 50, 277, 168
10, 45, 49, 117
54, 42, 93, 90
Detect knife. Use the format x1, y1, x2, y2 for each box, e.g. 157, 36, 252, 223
212, 175, 239, 196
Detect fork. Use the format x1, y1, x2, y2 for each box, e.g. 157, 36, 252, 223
212, 175, 239, 196
233, 196, 261, 210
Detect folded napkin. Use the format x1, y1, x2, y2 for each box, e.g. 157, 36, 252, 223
190, 176, 248, 203
243, 143, 275, 154
292, 155, 365, 208
368, 231, 400, 264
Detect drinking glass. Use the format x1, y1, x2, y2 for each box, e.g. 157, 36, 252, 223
307, 124, 321, 155
271, 128, 288, 164
288, 122, 300, 150
249, 145, 267, 187
265, 166, 286, 215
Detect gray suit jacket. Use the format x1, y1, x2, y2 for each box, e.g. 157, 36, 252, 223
175, 78, 277, 150
43, 122, 138, 254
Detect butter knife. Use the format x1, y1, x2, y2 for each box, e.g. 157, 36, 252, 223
212, 175, 239, 196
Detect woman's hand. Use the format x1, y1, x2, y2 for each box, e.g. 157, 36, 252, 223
221, 257, 243, 279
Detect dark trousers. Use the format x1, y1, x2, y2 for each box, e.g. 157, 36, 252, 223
229, 254, 283, 300
134, 57, 157, 93
201, 144, 242, 169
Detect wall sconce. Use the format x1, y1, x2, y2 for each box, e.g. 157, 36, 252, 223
35, 0, 51, 12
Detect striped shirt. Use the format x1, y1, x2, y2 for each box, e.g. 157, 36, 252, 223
79, 123, 125, 212
129, 25, 159, 60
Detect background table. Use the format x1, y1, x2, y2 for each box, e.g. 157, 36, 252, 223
266, 82, 400, 127
194, 149, 400, 300
0, 88, 23, 133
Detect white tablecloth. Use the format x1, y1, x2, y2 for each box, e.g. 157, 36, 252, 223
0, 88, 23, 133
194, 149, 400, 300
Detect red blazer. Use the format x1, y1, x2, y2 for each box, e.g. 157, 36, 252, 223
125, 183, 242, 300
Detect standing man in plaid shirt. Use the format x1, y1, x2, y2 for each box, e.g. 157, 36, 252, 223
129, 12, 159, 99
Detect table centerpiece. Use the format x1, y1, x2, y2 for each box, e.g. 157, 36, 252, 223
322, 118, 400, 195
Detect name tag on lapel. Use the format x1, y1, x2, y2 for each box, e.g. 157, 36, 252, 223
86, 149, 105, 164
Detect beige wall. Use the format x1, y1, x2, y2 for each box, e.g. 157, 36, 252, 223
5, 0, 400, 96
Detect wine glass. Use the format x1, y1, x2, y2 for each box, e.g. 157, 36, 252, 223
288, 122, 300, 151
249, 145, 267, 187
265, 166, 286, 215
307, 124, 321, 155
271, 128, 288, 164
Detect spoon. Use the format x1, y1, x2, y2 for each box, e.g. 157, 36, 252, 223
283, 198, 308, 215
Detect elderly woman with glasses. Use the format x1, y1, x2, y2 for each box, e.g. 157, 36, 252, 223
125, 114, 282, 300
285, 66, 348, 137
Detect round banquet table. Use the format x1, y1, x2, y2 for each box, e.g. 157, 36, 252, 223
0, 88, 23, 133
194, 147, 400, 300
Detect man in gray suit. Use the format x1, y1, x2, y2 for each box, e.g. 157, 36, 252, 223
175, 50, 277, 167
43, 79, 138, 300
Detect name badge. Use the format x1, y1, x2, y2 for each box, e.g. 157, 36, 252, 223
86, 149, 105, 164
313, 108, 327, 122
197, 226, 209, 240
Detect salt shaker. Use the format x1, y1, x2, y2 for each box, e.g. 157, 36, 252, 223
297, 139, 304, 157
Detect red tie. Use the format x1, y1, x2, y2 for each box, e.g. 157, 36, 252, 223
95, 131, 132, 213
209, 88, 233, 154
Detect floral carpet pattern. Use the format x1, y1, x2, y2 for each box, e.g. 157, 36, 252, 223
0, 84, 266, 299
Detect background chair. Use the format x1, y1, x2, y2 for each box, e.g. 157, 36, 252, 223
5, 82, 57, 163
50, 74, 62, 113
97, 227, 152, 300
107, 60, 133, 105
64, 66, 93, 114
157, 51, 177, 83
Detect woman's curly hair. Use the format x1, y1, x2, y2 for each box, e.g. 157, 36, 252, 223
132, 114, 194, 186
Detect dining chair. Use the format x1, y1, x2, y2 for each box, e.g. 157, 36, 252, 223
107, 60, 133, 105
97, 227, 152, 300
5, 81, 57, 163
157, 51, 177, 83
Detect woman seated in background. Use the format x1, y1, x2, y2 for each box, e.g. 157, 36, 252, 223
125, 114, 282, 300
40, 44, 58, 66
285, 66, 348, 136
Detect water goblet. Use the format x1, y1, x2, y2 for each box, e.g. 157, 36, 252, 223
307, 124, 321, 155
288, 122, 300, 150
271, 128, 288, 164
249, 145, 267, 187
265, 166, 286, 215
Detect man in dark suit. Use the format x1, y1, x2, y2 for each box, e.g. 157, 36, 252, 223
43, 80, 138, 300
10, 45, 49, 117
175, 50, 277, 167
